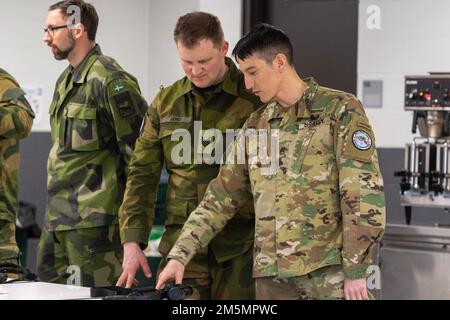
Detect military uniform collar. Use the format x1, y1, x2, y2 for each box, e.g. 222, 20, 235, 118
296, 77, 318, 119
221, 57, 239, 96
71, 44, 102, 84
267, 77, 319, 121
179, 57, 240, 97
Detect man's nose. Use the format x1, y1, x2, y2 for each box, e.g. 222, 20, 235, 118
43, 31, 51, 43
191, 65, 203, 76
244, 76, 253, 90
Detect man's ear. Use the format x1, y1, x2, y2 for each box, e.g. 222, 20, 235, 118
273, 53, 288, 72
221, 41, 229, 57
71, 23, 84, 40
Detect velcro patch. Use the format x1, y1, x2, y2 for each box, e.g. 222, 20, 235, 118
114, 91, 134, 117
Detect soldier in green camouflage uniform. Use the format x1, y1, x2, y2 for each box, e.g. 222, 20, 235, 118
0, 69, 35, 266
157, 24, 385, 300
117, 12, 261, 299
37, 1, 147, 287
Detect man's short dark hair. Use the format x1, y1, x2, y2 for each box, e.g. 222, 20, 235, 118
233, 23, 293, 65
174, 11, 224, 49
49, 0, 98, 41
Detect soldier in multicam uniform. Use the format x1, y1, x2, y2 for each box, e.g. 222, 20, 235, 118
117, 12, 261, 299
0, 69, 35, 265
156, 23, 386, 300
37, 0, 147, 287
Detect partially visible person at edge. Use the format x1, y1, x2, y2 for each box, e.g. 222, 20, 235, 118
0, 69, 35, 266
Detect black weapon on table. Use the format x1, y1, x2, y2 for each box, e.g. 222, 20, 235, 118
90, 283, 193, 300
0, 263, 38, 284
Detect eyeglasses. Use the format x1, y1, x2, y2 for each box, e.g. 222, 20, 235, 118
44, 25, 68, 37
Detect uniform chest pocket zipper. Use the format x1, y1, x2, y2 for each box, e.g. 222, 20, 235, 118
290, 127, 316, 173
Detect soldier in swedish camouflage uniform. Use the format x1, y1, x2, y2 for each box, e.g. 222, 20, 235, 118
117, 12, 261, 299
157, 24, 386, 300
0, 69, 35, 266
37, 0, 147, 287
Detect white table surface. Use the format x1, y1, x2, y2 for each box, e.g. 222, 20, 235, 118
0, 281, 92, 300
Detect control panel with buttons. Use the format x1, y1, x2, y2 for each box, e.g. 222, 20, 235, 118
405, 76, 450, 109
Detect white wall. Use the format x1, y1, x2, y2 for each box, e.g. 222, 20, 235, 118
199, 0, 242, 54
148, 0, 242, 94
358, 0, 450, 148
147, 0, 198, 98
0, 0, 242, 131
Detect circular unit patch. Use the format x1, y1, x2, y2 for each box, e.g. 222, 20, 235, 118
352, 130, 372, 151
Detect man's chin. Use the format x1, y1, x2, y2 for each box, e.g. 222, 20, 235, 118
193, 82, 209, 88
52, 47, 71, 61
190, 78, 212, 88
258, 95, 269, 103
53, 54, 65, 61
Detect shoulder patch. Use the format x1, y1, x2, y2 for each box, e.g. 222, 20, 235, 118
113, 84, 125, 93
352, 130, 372, 151
114, 91, 134, 117
341, 112, 375, 162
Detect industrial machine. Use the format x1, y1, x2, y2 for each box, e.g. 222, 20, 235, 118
382, 75, 450, 300
395, 74, 450, 224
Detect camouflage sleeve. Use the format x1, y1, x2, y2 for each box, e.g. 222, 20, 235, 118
104, 78, 148, 170
118, 96, 163, 246
167, 130, 253, 266
335, 98, 386, 279
0, 220, 19, 264
0, 78, 35, 140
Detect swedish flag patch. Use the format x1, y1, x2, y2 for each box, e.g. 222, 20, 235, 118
114, 84, 125, 93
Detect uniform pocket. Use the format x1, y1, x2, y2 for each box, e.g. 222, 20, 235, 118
290, 126, 316, 173
159, 122, 193, 139
291, 117, 335, 174
159, 122, 192, 166
66, 103, 100, 151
